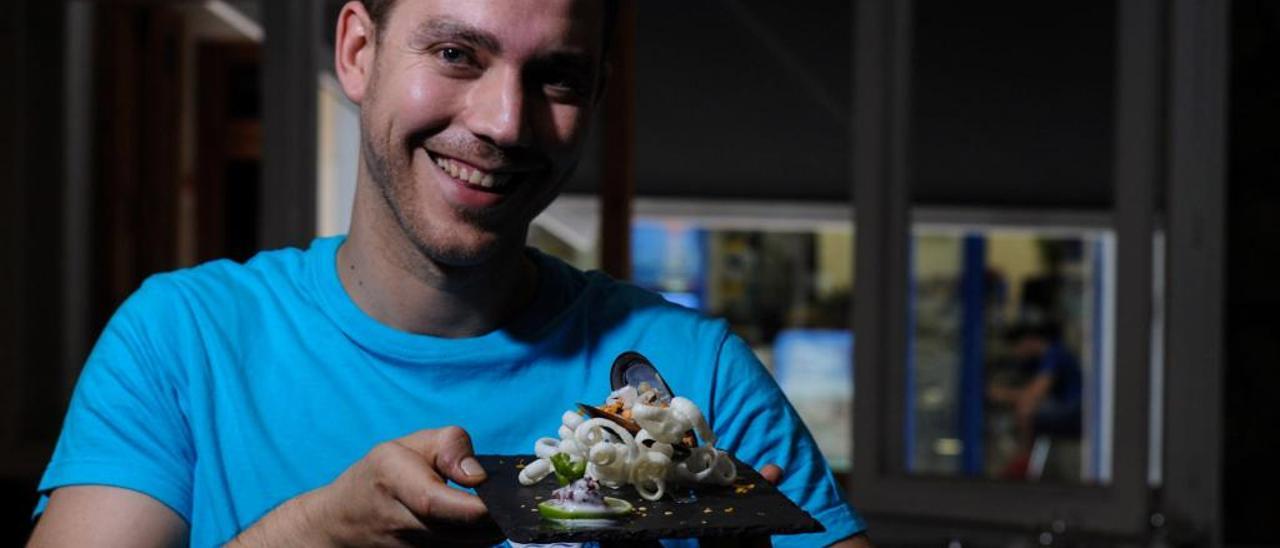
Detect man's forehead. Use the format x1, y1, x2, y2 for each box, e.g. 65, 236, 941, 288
391, 0, 604, 56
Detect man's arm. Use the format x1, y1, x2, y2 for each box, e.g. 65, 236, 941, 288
229, 426, 502, 547
31, 428, 498, 548
1015, 372, 1054, 421
27, 486, 187, 548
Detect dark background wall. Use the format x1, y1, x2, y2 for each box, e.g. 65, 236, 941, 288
1224, 1, 1280, 544
568, 0, 1115, 208
566, 0, 853, 201
1, 0, 67, 544
911, 1, 1114, 209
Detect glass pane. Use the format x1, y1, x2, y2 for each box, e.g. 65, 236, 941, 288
907, 227, 1113, 484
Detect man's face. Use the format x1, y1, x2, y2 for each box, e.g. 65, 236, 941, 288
355, 0, 604, 266
1012, 335, 1045, 362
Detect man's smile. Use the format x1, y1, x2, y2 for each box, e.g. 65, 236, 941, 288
420, 147, 554, 212
424, 148, 545, 194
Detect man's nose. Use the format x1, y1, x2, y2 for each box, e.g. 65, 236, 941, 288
466, 68, 532, 147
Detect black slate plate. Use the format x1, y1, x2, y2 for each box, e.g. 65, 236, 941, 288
473, 454, 824, 543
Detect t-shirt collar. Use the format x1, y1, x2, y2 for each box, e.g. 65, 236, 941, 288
305, 235, 568, 364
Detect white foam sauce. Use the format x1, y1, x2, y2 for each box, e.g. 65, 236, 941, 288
546, 500, 609, 513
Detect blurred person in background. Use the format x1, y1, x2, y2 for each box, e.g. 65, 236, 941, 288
26, 0, 869, 546
988, 320, 1083, 480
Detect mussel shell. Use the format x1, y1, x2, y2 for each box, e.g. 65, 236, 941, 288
576, 403, 695, 460
609, 352, 675, 402
603, 351, 697, 460
577, 403, 641, 435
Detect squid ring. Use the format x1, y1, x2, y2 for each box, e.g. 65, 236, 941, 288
518, 458, 553, 485
562, 410, 585, 429
670, 397, 717, 446
630, 450, 672, 501
575, 418, 636, 448
534, 437, 561, 459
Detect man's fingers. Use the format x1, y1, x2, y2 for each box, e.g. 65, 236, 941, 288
398, 426, 488, 486
430, 426, 488, 486
377, 441, 490, 524
412, 486, 490, 525
760, 463, 783, 486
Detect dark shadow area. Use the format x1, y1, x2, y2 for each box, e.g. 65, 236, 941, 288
1224, 0, 1280, 543
0, 480, 37, 546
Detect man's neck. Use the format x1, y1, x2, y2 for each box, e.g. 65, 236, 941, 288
337, 215, 538, 339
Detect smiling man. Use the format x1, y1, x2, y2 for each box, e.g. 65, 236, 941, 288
28, 1, 868, 546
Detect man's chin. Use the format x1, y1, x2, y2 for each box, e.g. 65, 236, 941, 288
410, 233, 511, 269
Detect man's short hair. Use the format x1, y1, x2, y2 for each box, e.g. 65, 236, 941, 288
357, 0, 620, 53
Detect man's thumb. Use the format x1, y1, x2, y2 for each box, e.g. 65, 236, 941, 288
404, 426, 488, 485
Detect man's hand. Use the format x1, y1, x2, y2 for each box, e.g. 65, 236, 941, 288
758, 463, 783, 485
1014, 373, 1054, 421
230, 426, 503, 547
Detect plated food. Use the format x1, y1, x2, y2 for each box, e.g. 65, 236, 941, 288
518, 382, 738, 522
534, 453, 633, 523
474, 353, 823, 542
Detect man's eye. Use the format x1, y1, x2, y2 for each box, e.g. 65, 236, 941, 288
436, 47, 474, 66
542, 73, 589, 99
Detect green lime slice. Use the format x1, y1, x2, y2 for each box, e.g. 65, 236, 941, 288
537, 497, 634, 520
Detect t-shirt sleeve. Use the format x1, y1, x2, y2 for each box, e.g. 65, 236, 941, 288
708, 329, 866, 546
1036, 351, 1062, 377
36, 275, 196, 523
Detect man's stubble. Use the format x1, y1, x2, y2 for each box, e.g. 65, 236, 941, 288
358, 67, 508, 270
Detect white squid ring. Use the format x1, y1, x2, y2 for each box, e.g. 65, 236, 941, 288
518, 458, 553, 485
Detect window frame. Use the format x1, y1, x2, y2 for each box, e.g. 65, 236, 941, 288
845, 0, 1204, 539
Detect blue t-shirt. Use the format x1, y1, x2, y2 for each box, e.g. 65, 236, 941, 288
37, 236, 864, 547
1035, 342, 1083, 405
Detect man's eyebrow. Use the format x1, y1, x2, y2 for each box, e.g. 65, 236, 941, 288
409, 18, 502, 54
539, 51, 596, 74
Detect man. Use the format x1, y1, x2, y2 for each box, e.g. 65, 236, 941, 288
989, 321, 1083, 479
29, 1, 868, 546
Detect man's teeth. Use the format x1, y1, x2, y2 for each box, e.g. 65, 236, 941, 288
435, 156, 501, 188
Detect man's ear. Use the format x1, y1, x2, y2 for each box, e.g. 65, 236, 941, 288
335, 0, 376, 104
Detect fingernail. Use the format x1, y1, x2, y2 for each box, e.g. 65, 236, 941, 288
461, 457, 485, 477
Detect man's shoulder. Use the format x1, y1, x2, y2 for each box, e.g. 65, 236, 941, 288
154, 244, 310, 294
120, 244, 318, 329
545, 254, 707, 321
537, 252, 727, 346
